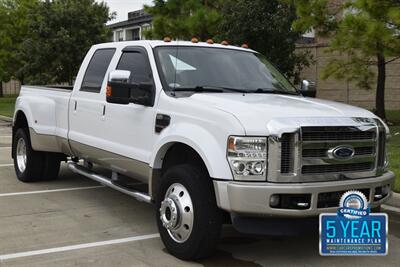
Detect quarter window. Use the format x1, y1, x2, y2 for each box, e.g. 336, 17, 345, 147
80, 49, 116, 93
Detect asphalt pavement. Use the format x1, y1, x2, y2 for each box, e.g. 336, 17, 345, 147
0, 119, 399, 267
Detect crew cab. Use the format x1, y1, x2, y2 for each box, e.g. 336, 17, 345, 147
12, 40, 395, 260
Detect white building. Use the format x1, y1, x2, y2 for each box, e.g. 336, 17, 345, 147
107, 9, 152, 42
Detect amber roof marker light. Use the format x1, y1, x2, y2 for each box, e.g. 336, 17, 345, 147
206, 39, 214, 44
191, 37, 199, 43
221, 40, 229, 46
106, 85, 112, 97
241, 43, 249, 49
163, 37, 171, 42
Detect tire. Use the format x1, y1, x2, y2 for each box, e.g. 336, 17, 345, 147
12, 128, 60, 182
155, 164, 222, 260
41, 152, 61, 180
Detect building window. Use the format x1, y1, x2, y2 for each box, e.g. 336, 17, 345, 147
141, 24, 151, 40
125, 28, 140, 41
115, 31, 124, 42
132, 28, 140, 40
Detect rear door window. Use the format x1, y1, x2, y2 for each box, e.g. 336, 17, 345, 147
81, 48, 116, 93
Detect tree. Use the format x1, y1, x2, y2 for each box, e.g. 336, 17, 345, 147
144, 0, 223, 40
292, 0, 400, 120
17, 0, 113, 85
219, 0, 311, 79
0, 0, 37, 96
145, 0, 310, 80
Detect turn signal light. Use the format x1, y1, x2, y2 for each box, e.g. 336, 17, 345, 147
163, 37, 171, 42
106, 85, 112, 97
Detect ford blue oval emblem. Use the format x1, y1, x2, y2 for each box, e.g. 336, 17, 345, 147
328, 146, 355, 160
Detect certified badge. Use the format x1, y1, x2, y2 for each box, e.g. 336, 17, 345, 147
320, 190, 388, 256
338, 190, 370, 219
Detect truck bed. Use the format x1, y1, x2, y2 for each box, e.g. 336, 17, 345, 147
16, 85, 73, 154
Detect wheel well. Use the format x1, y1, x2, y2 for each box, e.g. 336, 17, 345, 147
13, 111, 29, 130
152, 143, 231, 223
162, 143, 208, 175
12, 111, 29, 158
151, 143, 209, 198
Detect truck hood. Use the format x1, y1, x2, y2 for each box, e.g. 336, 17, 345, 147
186, 93, 377, 135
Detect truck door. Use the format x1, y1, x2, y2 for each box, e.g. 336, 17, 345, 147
68, 48, 116, 158
92, 46, 156, 181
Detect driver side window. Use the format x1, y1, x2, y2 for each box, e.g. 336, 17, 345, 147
116, 51, 153, 84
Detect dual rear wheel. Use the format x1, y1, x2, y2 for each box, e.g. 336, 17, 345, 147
13, 128, 62, 182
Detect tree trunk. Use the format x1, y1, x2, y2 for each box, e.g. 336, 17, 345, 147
376, 53, 386, 121
0, 81, 3, 98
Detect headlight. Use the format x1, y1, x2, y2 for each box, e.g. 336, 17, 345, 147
227, 136, 267, 181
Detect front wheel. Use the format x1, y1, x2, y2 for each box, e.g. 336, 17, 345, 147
155, 164, 222, 260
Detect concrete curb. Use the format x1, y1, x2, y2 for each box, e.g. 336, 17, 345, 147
0, 115, 12, 123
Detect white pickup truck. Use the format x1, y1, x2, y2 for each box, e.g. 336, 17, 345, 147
12, 40, 395, 260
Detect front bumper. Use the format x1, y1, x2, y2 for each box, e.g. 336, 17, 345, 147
213, 171, 395, 217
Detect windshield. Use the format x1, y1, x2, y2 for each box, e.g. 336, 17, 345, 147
154, 46, 298, 94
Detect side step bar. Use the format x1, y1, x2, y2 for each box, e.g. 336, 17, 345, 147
68, 162, 152, 204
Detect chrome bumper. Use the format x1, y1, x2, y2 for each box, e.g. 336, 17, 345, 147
213, 171, 395, 217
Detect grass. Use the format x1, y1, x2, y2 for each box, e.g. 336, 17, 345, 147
389, 126, 400, 193
387, 110, 400, 126
0, 95, 17, 118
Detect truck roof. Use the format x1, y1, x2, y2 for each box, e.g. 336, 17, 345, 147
92, 40, 257, 53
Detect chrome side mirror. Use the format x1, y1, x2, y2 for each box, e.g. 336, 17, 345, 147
300, 80, 316, 98
108, 70, 131, 83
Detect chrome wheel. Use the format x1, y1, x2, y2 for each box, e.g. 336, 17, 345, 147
16, 138, 27, 173
160, 183, 194, 243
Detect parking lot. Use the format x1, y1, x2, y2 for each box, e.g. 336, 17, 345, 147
0, 120, 399, 267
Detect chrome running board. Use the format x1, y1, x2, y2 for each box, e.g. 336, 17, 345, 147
68, 162, 152, 204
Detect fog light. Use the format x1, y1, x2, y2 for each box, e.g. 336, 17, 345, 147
270, 195, 280, 208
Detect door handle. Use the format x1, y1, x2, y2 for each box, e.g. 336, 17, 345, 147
101, 105, 106, 121
74, 101, 77, 111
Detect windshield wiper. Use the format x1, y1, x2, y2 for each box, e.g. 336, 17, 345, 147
252, 88, 300, 95
173, 85, 248, 93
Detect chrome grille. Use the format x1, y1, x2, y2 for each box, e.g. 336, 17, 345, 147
281, 133, 294, 174
377, 130, 386, 168
302, 146, 375, 158
302, 162, 374, 174
302, 126, 376, 141
299, 126, 377, 178
268, 118, 382, 183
